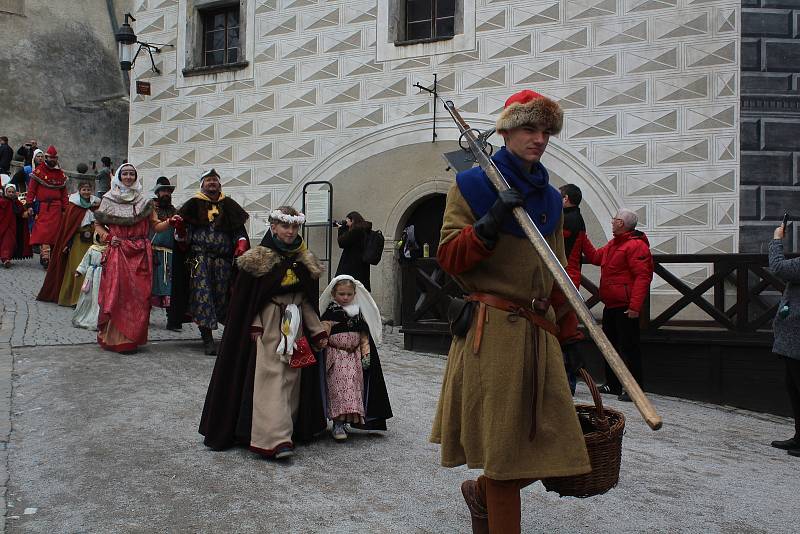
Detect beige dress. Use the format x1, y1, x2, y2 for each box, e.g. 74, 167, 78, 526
250, 292, 326, 451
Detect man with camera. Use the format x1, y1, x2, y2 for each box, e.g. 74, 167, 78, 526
17, 139, 38, 167
334, 211, 373, 291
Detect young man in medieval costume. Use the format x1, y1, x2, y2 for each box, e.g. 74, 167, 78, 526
151, 177, 177, 317
430, 90, 591, 534
199, 206, 328, 460
27, 145, 68, 268
169, 169, 249, 353
3, 184, 32, 262
37, 178, 100, 306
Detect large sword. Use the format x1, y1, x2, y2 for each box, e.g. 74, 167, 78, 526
441, 99, 662, 431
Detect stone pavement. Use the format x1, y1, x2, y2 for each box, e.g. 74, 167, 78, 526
0, 258, 205, 348
3, 339, 799, 533
0, 257, 798, 532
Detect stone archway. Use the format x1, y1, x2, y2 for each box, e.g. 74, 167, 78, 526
285, 115, 621, 242
286, 115, 622, 316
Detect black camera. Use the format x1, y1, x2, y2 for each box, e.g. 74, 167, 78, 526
331, 219, 346, 227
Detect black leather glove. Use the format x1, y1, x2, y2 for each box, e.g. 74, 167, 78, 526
473, 188, 524, 248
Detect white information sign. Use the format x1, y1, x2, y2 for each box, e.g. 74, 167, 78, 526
304, 190, 331, 225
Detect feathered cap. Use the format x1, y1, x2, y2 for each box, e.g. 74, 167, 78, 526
495, 89, 563, 135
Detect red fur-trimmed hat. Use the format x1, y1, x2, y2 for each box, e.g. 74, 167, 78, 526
495, 89, 563, 134
45, 145, 58, 157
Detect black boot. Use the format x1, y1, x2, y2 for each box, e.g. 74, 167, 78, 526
200, 327, 216, 355
771, 437, 800, 450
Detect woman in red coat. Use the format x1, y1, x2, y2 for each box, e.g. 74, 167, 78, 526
0, 187, 17, 267
3, 184, 32, 262
93, 163, 176, 353
27, 145, 68, 268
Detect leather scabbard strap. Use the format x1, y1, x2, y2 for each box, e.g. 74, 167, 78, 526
465, 292, 560, 441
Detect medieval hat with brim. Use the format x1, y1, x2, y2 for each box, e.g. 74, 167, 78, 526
154, 176, 176, 193
495, 89, 563, 135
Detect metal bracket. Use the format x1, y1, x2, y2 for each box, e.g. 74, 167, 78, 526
413, 74, 439, 143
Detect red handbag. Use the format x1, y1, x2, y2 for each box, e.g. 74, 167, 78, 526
289, 336, 317, 368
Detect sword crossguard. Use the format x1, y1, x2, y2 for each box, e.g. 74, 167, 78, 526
458, 129, 494, 158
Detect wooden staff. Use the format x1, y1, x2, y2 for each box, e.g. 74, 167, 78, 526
442, 100, 663, 431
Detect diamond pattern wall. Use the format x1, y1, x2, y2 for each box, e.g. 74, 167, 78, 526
128, 0, 739, 251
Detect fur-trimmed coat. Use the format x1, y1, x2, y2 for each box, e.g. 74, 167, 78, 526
199, 244, 328, 451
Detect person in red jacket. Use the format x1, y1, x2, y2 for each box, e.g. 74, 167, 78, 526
584, 208, 653, 402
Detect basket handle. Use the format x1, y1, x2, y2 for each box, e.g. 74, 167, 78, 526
579, 368, 606, 420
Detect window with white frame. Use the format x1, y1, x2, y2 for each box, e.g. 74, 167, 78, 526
404, 0, 456, 43
201, 6, 240, 67
377, 0, 475, 62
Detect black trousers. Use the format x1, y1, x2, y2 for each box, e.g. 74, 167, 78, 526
602, 307, 643, 394
786, 358, 800, 439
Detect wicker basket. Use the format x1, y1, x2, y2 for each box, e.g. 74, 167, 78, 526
542, 368, 625, 498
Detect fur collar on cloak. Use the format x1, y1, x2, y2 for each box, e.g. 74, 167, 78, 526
456, 146, 562, 238
30, 163, 67, 189
236, 243, 324, 280
199, 241, 326, 451
94, 196, 153, 226
177, 196, 249, 233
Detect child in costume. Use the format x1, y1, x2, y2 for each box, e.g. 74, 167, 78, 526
72, 238, 106, 330
320, 275, 392, 441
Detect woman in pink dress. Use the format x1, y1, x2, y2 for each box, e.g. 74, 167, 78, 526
93, 163, 175, 352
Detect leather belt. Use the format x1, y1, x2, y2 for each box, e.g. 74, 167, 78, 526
465, 292, 560, 441
465, 292, 559, 339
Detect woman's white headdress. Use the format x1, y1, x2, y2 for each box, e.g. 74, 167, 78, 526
319, 275, 382, 344
269, 209, 306, 225
109, 163, 143, 203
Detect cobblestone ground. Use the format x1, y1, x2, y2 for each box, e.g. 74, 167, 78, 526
0, 257, 799, 533
0, 258, 212, 347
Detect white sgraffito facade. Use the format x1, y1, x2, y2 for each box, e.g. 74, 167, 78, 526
127, 0, 740, 315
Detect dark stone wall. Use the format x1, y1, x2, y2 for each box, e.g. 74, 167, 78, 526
740, 1, 800, 252
0, 0, 132, 172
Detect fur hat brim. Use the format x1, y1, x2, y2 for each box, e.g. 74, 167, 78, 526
496, 96, 563, 134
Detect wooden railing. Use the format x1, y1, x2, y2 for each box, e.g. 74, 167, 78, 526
401, 254, 794, 338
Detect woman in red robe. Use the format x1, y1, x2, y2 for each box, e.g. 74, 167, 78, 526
93, 163, 176, 353
27, 145, 68, 268
4, 184, 32, 261
0, 187, 17, 267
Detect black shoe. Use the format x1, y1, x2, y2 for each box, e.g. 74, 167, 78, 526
771, 438, 800, 450
203, 340, 217, 356
618, 392, 632, 402
789, 448, 800, 457
166, 324, 182, 332
598, 385, 612, 394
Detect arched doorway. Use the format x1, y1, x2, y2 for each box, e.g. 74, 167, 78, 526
399, 193, 447, 258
